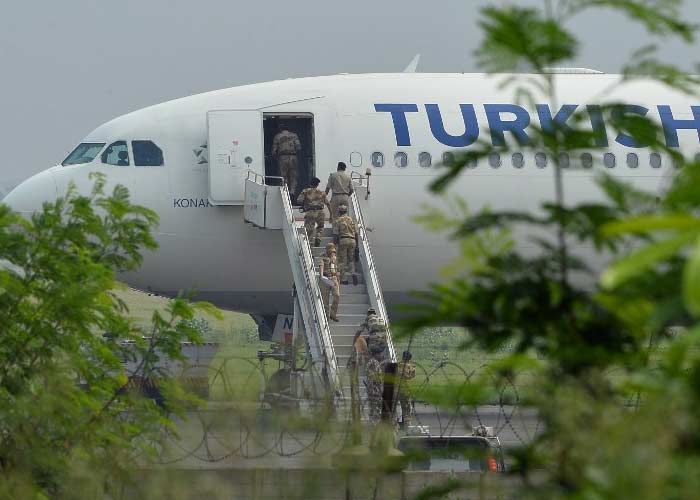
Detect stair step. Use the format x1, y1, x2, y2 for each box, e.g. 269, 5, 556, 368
330, 324, 362, 335
339, 294, 369, 304
333, 345, 355, 356
331, 313, 365, 326
340, 284, 367, 294
338, 303, 372, 315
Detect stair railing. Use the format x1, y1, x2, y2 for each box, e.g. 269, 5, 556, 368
277, 182, 342, 396
347, 191, 397, 363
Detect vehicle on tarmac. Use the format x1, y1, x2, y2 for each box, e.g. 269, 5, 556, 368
397, 426, 506, 473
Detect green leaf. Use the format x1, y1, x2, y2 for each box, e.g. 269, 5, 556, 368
683, 237, 700, 316
603, 214, 700, 236
601, 231, 698, 289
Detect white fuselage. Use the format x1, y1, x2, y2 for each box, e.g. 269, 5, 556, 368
5, 73, 697, 315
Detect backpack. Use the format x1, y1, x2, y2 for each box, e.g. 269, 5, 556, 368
367, 330, 387, 354
367, 316, 386, 334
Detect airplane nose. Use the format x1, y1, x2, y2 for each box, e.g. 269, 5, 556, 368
3, 169, 58, 214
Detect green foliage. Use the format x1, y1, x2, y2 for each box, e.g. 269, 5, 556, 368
402, 1, 700, 498
476, 6, 578, 73
0, 174, 221, 497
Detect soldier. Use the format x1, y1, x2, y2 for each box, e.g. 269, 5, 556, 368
356, 307, 377, 337
271, 123, 301, 195
366, 316, 388, 360
333, 204, 358, 284
325, 162, 353, 221
318, 242, 340, 322
365, 349, 384, 423
297, 177, 330, 247
396, 351, 416, 429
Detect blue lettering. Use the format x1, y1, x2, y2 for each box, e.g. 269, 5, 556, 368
484, 104, 531, 146
283, 317, 293, 330
374, 103, 419, 146
374, 102, 700, 149
587, 105, 609, 147
658, 105, 700, 148
612, 105, 650, 148
425, 104, 480, 147
537, 104, 578, 136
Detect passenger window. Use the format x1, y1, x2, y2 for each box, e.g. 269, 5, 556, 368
581, 152, 593, 169
535, 152, 547, 169
627, 153, 639, 168
512, 152, 524, 168
650, 153, 662, 169
419, 152, 432, 168
466, 154, 478, 169
441, 152, 455, 166
371, 152, 384, 168
102, 141, 130, 166
558, 152, 570, 168
394, 152, 408, 168
604, 153, 616, 168
350, 152, 362, 167
673, 156, 683, 169
132, 140, 164, 167
488, 152, 501, 168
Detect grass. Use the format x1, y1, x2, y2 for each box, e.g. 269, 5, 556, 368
114, 286, 278, 402
113, 287, 525, 402
112, 286, 256, 338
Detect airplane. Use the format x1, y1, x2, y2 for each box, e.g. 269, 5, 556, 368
4, 71, 698, 337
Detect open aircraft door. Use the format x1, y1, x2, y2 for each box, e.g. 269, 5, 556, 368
207, 110, 263, 205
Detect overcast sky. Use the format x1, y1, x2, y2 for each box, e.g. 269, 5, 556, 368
1, 0, 699, 194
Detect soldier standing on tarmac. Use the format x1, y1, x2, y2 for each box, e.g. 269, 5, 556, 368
271, 123, 301, 195
297, 177, 330, 247
396, 351, 416, 429
325, 162, 353, 222
318, 242, 340, 322
333, 204, 358, 285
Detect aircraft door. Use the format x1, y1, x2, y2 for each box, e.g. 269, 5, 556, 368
207, 110, 264, 205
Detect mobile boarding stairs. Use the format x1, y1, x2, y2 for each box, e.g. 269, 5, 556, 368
243, 172, 397, 413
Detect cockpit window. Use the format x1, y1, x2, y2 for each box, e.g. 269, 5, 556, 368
133, 140, 164, 166
62, 143, 105, 166
101, 141, 130, 166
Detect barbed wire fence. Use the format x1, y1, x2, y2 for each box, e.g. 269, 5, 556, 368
138, 352, 547, 466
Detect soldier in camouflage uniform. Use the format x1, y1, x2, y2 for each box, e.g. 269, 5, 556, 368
318, 242, 340, 322
365, 349, 384, 424
325, 162, 353, 222
396, 351, 416, 429
297, 177, 329, 247
355, 308, 377, 336
271, 123, 302, 195
333, 204, 358, 284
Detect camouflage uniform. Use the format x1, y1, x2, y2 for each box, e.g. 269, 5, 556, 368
271, 130, 301, 195
297, 187, 329, 247
325, 171, 353, 221
319, 245, 340, 320
365, 356, 383, 423
333, 211, 357, 282
396, 361, 416, 427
